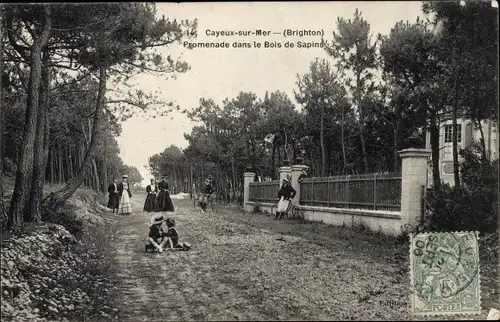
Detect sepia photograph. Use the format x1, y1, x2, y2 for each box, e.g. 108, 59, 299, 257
0, 1, 499, 321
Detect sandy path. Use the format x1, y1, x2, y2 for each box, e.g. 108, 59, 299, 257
108, 194, 416, 321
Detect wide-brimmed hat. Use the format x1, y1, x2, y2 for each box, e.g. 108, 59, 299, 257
150, 214, 166, 225
122, 174, 129, 178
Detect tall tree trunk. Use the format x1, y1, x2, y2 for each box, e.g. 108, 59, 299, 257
44, 66, 107, 211
356, 74, 369, 173
231, 155, 236, 198
103, 134, 108, 193
393, 124, 400, 172
58, 145, 64, 183
8, 7, 52, 230
430, 113, 441, 191
452, 76, 460, 189
68, 147, 74, 180
271, 139, 276, 178
341, 106, 347, 171
50, 149, 55, 184
26, 49, 50, 223
92, 158, 100, 192
0, 7, 6, 227
320, 111, 326, 176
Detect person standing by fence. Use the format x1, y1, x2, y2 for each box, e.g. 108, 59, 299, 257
275, 176, 296, 220
118, 174, 133, 216
107, 177, 119, 213
297, 167, 309, 183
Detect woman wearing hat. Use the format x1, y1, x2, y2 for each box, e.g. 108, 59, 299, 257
107, 177, 120, 213
117, 174, 133, 215
143, 178, 159, 212
156, 175, 175, 212
275, 175, 296, 220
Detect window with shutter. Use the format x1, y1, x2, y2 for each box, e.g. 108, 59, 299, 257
465, 123, 473, 147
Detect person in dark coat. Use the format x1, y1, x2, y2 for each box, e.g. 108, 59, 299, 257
297, 167, 309, 183
199, 177, 214, 212
275, 176, 297, 220
143, 178, 159, 212
107, 177, 120, 213
156, 175, 175, 212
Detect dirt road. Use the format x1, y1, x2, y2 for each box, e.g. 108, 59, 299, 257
108, 194, 419, 321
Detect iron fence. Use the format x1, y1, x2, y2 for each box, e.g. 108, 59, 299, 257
300, 172, 402, 211
249, 180, 280, 203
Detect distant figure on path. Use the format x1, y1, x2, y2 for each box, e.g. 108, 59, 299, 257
143, 178, 159, 212
274, 176, 296, 220
199, 176, 214, 212
118, 174, 133, 215
107, 177, 119, 213
156, 175, 175, 212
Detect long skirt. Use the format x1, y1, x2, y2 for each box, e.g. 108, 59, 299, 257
118, 192, 132, 215
107, 194, 119, 209
276, 196, 291, 213
143, 193, 158, 212
156, 190, 175, 212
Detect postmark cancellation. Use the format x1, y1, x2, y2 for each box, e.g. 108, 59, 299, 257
409, 231, 481, 316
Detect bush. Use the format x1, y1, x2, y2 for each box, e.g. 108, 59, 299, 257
425, 144, 498, 233
43, 209, 84, 239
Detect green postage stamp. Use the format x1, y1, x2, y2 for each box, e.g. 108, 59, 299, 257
409, 231, 481, 316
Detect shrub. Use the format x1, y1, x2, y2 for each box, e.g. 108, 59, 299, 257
43, 209, 84, 239
425, 144, 498, 234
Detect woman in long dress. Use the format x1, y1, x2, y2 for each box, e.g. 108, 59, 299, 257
143, 178, 159, 212
118, 174, 133, 215
107, 177, 120, 213
156, 175, 175, 212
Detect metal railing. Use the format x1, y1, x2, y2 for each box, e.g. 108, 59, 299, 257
249, 180, 280, 203
300, 172, 402, 211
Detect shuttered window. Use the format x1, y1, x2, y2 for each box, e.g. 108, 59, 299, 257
465, 123, 473, 147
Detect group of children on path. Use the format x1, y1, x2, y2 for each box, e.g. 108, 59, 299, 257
147, 214, 191, 253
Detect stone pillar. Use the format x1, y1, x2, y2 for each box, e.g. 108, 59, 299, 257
291, 164, 308, 205
278, 166, 292, 198
243, 172, 255, 212
399, 148, 431, 232
278, 166, 292, 183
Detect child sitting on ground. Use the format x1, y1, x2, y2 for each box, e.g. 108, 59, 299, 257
164, 218, 192, 251
147, 214, 169, 253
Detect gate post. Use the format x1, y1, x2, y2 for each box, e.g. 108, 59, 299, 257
291, 164, 308, 205
399, 148, 431, 232
243, 172, 255, 212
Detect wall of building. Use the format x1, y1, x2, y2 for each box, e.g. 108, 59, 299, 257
426, 117, 498, 186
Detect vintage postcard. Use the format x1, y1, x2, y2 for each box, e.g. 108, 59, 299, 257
1, 1, 498, 321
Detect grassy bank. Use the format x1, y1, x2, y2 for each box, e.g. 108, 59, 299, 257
1, 185, 121, 322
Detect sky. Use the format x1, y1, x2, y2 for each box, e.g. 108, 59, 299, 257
115, 1, 426, 186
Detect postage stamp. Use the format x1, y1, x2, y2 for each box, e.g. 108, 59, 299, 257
409, 231, 481, 316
